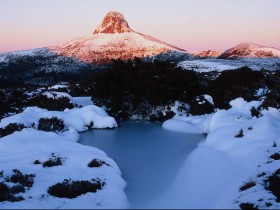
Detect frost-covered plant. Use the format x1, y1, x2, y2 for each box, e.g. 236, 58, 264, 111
235, 129, 244, 138
47, 178, 105, 198
239, 203, 259, 210
265, 169, 280, 202
0, 123, 26, 138
260, 93, 280, 109
270, 153, 280, 160
0, 182, 24, 202
26, 94, 74, 111
88, 159, 110, 168
250, 107, 262, 118
4, 169, 35, 188
189, 95, 215, 116
239, 181, 256, 191
42, 154, 64, 168
38, 117, 65, 132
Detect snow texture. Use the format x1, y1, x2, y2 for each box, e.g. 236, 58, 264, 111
162, 98, 280, 208
0, 105, 127, 209
178, 58, 280, 72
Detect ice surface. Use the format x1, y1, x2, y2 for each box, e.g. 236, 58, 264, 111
80, 121, 204, 208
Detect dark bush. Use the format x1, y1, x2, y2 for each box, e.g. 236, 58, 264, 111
239, 181, 256, 191
4, 169, 35, 188
270, 153, 280, 160
257, 172, 266, 178
210, 67, 264, 109
239, 203, 259, 210
85, 59, 205, 120
33, 160, 41, 165
26, 94, 74, 111
265, 202, 272, 207
47, 178, 105, 198
261, 93, 280, 109
265, 169, 280, 202
250, 107, 262, 118
43, 155, 64, 168
149, 111, 176, 122
0, 182, 24, 202
0, 123, 26, 138
235, 129, 244, 138
88, 159, 110, 168
38, 117, 65, 132
189, 95, 215, 115
9, 185, 25, 194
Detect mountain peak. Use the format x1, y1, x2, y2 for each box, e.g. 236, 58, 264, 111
219, 42, 280, 59
93, 11, 133, 34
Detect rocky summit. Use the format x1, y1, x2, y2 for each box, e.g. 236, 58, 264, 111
93, 11, 134, 34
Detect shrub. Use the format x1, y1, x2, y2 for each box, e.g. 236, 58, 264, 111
189, 95, 215, 115
42, 155, 64, 168
4, 169, 35, 188
0, 182, 24, 202
235, 129, 244, 138
26, 94, 74, 111
261, 92, 280, 109
250, 107, 262, 118
265, 169, 280, 202
38, 117, 65, 132
239, 181, 256, 191
85, 59, 205, 120
210, 67, 264, 109
0, 123, 26, 138
88, 159, 110, 168
9, 185, 25, 194
239, 203, 259, 210
270, 153, 280, 160
47, 178, 105, 198
33, 160, 41, 165
149, 111, 176, 122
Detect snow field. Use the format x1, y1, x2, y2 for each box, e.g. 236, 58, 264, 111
0, 105, 127, 209
162, 98, 280, 208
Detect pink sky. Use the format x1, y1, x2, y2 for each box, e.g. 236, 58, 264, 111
0, 0, 280, 53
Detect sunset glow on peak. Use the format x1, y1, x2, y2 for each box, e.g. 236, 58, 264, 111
0, 0, 280, 53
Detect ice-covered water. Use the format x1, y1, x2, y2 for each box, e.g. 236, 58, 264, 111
80, 121, 204, 208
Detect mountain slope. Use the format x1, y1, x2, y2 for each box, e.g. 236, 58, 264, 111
219, 42, 280, 59
51, 11, 188, 64
191, 50, 223, 59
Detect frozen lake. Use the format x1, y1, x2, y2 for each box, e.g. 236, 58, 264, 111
80, 121, 204, 208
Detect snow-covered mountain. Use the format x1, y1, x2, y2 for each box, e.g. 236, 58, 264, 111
219, 42, 280, 59
51, 11, 188, 64
0, 11, 190, 82
191, 50, 222, 59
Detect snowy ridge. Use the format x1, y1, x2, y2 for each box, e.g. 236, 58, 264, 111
178, 58, 280, 72
190, 50, 223, 58
220, 42, 280, 59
